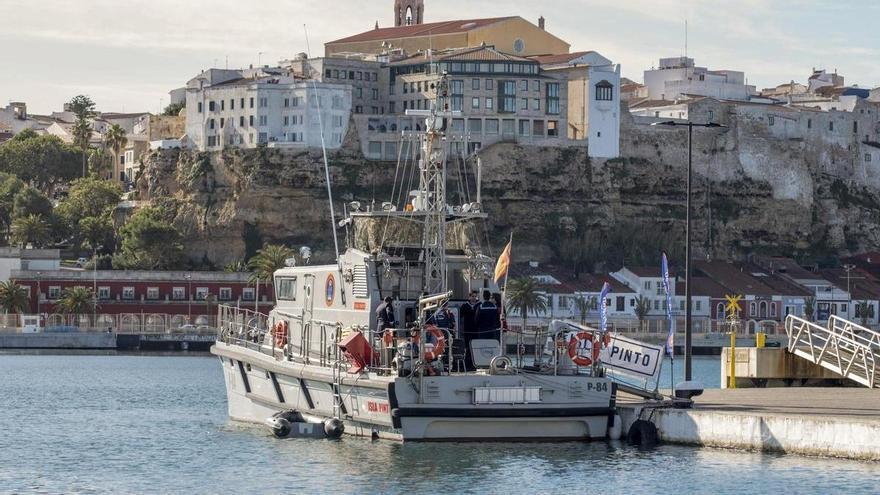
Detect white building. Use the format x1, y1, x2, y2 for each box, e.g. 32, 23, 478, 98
643, 56, 756, 102
184, 68, 353, 151
807, 68, 844, 94
532, 51, 622, 158
0, 248, 61, 283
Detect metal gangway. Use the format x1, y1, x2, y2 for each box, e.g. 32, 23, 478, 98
784, 314, 880, 388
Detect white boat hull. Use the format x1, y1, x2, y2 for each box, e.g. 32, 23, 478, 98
213, 342, 615, 441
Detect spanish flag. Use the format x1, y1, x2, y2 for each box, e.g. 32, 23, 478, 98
494, 240, 512, 285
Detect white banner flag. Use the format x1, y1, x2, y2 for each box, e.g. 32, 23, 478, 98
600, 334, 663, 380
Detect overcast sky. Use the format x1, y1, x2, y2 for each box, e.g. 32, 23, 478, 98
2, 0, 878, 114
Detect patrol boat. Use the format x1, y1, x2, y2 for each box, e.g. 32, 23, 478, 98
211, 74, 616, 441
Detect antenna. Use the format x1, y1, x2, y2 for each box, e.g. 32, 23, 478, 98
304, 23, 341, 264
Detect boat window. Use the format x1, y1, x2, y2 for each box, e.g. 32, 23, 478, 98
276, 277, 297, 301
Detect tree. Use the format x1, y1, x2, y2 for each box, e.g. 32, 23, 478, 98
11, 214, 49, 248
67, 95, 97, 177
0, 280, 29, 314
248, 244, 294, 306
112, 206, 185, 270
224, 260, 247, 273
163, 102, 185, 116
78, 214, 114, 254
54, 177, 122, 246
105, 124, 127, 182
804, 296, 815, 322
633, 295, 650, 331
0, 133, 79, 193
506, 277, 548, 332
88, 146, 113, 179
0, 174, 24, 239
573, 295, 595, 325
12, 187, 52, 220
58, 286, 95, 317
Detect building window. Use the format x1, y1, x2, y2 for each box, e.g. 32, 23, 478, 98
546, 83, 560, 115
249, 115, 254, 126
750, 302, 756, 317
209, 119, 215, 130
240, 98, 245, 108
485, 97, 494, 110
219, 287, 232, 301
468, 119, 482, 134
259, 115, 267, 126
502, 119, 515, 135
122, 287, 135, 300
197, 102, 203, 113
98, 287, 110, 300
485, 79, 494, 91
829, 121, 834, 131
532, 120, 544, 136
485, 119, 499, 134
499, 80, 516, 113
520, 98, 528, 111
195, 287, 209, 301
548, 120, 558, 137
768, 115, 775, 126
208, 101, 215, 112
220, 118, 224, 128
716, 303, 725, 319
147, 287, 159, 300
259, 97, 268, 108
249, 97, 254, 109
220, 100, 224, 111
596, 81, 614, 101
372, 88, 379, 100
770, 302, 777, 318
451, 80, 464, 111
518, 119, 530, 136
239, 116, 245, 127
519, 80, 528, 92
708, 110, 714, 122
807, 118, 812, 129
472, 97, 480, 109
472, 78, 480, 91
532, 98, 540, 111
242, 288, 255, 301
679, 300, 685, 311
695, 300, 702, 311
172, 287, 185, 300
48, 286, 61, 299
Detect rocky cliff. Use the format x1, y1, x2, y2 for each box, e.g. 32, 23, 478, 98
139, 112, 880, 269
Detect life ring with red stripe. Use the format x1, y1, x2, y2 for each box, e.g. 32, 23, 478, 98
274, 320, 288, 348
567, 331, 599, 367
413, 324, 446, 361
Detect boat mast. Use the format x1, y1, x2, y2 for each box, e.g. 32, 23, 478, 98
407, 73, 458, 294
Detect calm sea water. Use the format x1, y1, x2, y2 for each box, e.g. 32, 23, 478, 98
1, 354, 877, 494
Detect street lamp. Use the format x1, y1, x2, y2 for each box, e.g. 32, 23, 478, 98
650, 119, 728, 383
184, 273, 192, 323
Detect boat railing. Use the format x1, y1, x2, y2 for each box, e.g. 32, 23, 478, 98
217, 305, 272, 356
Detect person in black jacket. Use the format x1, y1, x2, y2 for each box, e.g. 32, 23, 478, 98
475, 290, 500, 342
374, 296, 396, 340
459, 291, 480, 370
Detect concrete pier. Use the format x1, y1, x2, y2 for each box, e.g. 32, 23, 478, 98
618, 388, 880, 460
0, 331, 116, 349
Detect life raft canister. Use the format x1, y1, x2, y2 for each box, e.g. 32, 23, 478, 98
412, 324, 446, 361
567, 331, 600, 367
274, 320, 289, 348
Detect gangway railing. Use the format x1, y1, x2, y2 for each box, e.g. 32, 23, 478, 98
784, 314, 880, 388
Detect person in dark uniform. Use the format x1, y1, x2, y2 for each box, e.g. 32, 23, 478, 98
427, 301, 456, 333
475, 290, 500, 342
375, 296, 396, 341
459, 291, 480, 371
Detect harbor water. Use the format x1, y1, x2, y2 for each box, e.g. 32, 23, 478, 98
1, 354, 877, 494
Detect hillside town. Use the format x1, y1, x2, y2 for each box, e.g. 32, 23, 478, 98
1, 0, 880, 337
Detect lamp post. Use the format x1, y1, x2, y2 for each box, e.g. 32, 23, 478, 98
185, 273, 192, 323
843, 263, 855, 319
650, 119, 728, 382
36, 271, 42, 328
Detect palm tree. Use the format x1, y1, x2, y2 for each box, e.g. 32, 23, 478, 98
573, 295, 595, 325
11, 214, 49, 248
224, 260, 247, 273
506, 277, 548, 333
804, 296, 815, 322
67, 95, 97, 177
105, 124, 127, 182
247, 244, 294, 309
633, 295, 650, 331
0, 280, 29, 314
57, 286, 95, 321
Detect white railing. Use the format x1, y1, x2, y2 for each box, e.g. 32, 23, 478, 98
784, 314, 880, 388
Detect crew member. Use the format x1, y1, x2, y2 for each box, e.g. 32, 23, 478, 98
475, 290, 500, 342
427, 301, 456, 334
458, 291, 480, 371
375, 296, 396, 341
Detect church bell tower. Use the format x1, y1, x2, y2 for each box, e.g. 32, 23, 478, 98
394, 0, 424, 26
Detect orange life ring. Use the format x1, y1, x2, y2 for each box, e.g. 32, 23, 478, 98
567, 331, 599, 367
413, 324, 447, 361
274, 320, 288, 348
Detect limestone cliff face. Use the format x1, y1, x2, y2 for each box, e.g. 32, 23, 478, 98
140, 113, 880, 268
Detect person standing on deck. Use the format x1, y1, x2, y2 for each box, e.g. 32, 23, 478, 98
459, 291, 480, 370
475, 290, 500, 342
375, 296, 396, 340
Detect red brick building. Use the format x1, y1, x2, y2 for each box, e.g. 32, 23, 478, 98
12, 269, 275, 330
